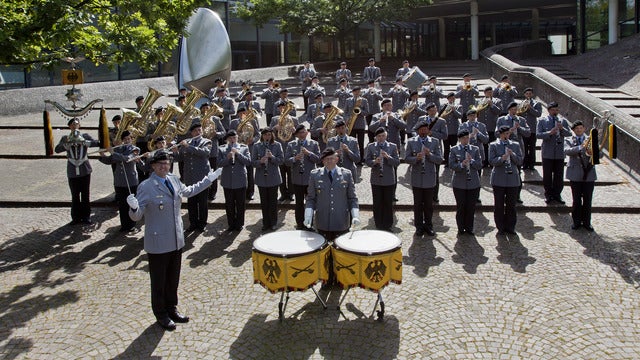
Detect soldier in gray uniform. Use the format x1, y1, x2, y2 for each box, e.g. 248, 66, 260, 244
440, 94, 462, 165
476, 87, 502, 166
172, 123, 212, 232
285, 124, 320, 229
127, 150, 222, 331
198, 102, 226, 202
237, 90, 263, 124
402, 91, 427, 139
494, 75, 518, 115
260, 78, 280, 126
365, 127, 400, 231
363, 79, 384, 143
459, 109, 489, 182
229, 105, 261, 201
370, 99, 406, 148
421, 76, 446, 108
496, 102, 531, 203
270, 101, 300, 201
304, 76, 326, 108
489, 125, 523, 235
306, 93, 325, 125
327, 119, 361, 180
252, 127, 284, 231
333, 78, 351, 110
387, 77, 410, 112
520, 87, 543, 170
404, 121, 443, 237
344, 86, 369, 163
310, 103, 343, 151
218, 130, 251, 232
335, 61, 352, 83
55, 118, 100, 225
99, 130, 142, 232
418, 103, 448, 202
455, 73, 480, 122
304, 147, 360, 241
395, 60, 411, 78
564, 121, 598, 232
536, 102, 571, 204
272, 89, 297, 118
363, 58, 382, 84
299, 61, 316, 110
212, 87, 235, 131
449, 129, 483, 234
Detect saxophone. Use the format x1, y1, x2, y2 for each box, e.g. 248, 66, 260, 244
346, 96, 362, 135
238, 108, 258, 144
276, 101, 296, 142
322, 105, 344, 143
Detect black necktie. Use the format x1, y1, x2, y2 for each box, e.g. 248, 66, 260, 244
327, 170, 333, 183
165, 179, 174, 196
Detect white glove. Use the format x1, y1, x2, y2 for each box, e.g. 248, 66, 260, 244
351, 208, 361, 226
303, 208, 314, 228
207, 167, 223, 181
126, 194, 139, 210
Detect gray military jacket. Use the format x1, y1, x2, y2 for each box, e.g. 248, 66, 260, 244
369, 112, 407, 147
404, 102, 427, 137
387, 87, 410, 112
173, 136, 212, 185
564, 135, 598, 182
260, 87, 280, 117
212, 96, 235, 130
449, 144, 482, 189
521, 99, 543, 130
327, 134, 361, 178
269, 115, 300, 148
455, 84, 479, 112
537, 115, 572, 160
129, 172, 212, 254
306, 166, 358, 232
476, 100, 502, 134
404, 136, 443, 189
99, 144, 141, 187
495, 86, 518, 113
285, 138, 320, 185
251, 141, 284, 187
489, 139, 523, 187
417, 116, 448, 143
55, 133, 100, 178
364, 141, 400, 186
495, 114, 531, 150
218, 143, 251, 189
333, 87, 351, 110
459, 120, 490, 161
422, 86, 446, 108
363, 66, 381, 83
362, 89, 383, 115
344, 96, 370, 130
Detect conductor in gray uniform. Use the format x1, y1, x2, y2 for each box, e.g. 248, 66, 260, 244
449, 129, 483, 234
489, 125, 523, 235
127, 150, 222, 331
252, 127, 284, 231
404, 121, 443, 237
304, 147, 360, 241
536, 102, 571, 204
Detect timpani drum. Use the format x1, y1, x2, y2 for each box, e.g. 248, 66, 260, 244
402, 66, 428, 91
332, 230, 402, 292
252, 230, 330, 293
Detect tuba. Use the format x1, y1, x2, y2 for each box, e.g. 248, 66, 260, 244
276, 101, 296, 142
148, 103, 184, 150
115, 108, 143, 144
202, 102, 224, 139
475, 97, 491, 113
238, 108, 258, 144
400, 100, 417, 120
174, 86, 207, 137
346, 97, 362, 135
322, 105, 344, 143
129, 87, 163, 141
516, 99, 530, 116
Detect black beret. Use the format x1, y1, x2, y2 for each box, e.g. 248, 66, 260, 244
458, 129, 470, 138
323, 103, 333, 109
352, 86, 361, 91
410, 91, 418, 97
224, 129, 238, 140
340, 61, 346, 65
321, 147, 336, 160
261, 127, 273, 135
374, 127, 387, 136
501, 75, 509, 81
236, 105, 247, 113
314, 93, 323, 99
463, 73, 471, 78
381, 99, 392, 106
120, 130, 131, 140
179, 87, 187, 92
135, 96, 144, 103
177, 95, 186, 101
547, 102, 559, 109
466, 109, 477, 116
425, 102, 437, 110
368, 58, 375, 62
334, 120, 346, 127
403, 60, 409, 64
339, 78, 347, 83
155, 107, 165, 115
150, 149, 173, 164
244, 90, 253, 96
507, 102, 518, 110
279, 88, 289, 93
199, 103, 209, 110
446, 92, 455, 98
523, 87, 533, 93
484, 86, 493, 92
67, 118, 79, 126
367, 79, 375, 84
294, 124, 306, 134
189, 122, 202, 132
415, 121, 429, 130
571, 120, 584, 129
267, 77, 274, 82
429, 75, 437, 80
111, 115, 122, 122
154, 135, 166, 142
304, 61, 310, 64
498, 125, 511, 134
276, 101, 285, 107
215, 88, 226, 94
214, 77, 224, 83
311, 75, 318, 80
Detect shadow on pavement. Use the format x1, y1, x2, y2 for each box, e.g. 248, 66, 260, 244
452, 235, 489, 274
403, 237, 444, 278
495, 233, 537, 273
113, 323, 164, 360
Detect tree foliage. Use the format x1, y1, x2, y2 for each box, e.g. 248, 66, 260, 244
0, 0, 209, 69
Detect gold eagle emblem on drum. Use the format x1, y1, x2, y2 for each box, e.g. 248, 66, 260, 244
262, 259, 281, 283
364, 260, 387, 282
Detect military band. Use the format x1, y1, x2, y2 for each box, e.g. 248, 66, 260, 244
476, 86, 502, 166
490, 126, 523, 235
327, 120, 361, 179
218, 130, 251, 232
494, 75, 518, 115
344, 86, 369, 162
520, 88, 543, 170
455, 73, 480, 122
564, 121, 597, 232
537, 102, 571, 204
285, 125, 320, 230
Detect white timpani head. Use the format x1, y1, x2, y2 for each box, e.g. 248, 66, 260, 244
334, 230, 401, 255
253, 230, 326, 256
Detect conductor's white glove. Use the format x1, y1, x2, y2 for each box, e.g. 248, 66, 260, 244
303, 208, 314, 228
207, 167, 223, 181
351, 208, 361, 226
126, 194, 139, 210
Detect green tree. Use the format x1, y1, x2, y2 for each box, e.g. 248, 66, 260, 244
0, 0, 209, 69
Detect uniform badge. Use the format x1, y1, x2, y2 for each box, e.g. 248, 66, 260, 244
159, 201, 164, 211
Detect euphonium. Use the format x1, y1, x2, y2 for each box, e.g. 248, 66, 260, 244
148, 103, 183, 150
115, 108, 143, 143
516, 99, 530, 116
276, 101, 296, 142
400, 101, 417, 120
322, 105, 344, 143
202, 102, 224, 139
175, 86, 207, 136
346, 97, 362, 135
475, 97, 491, 113
130, 87, 163, 140
238, 108, 258, 144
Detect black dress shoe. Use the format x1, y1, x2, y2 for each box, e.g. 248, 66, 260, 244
556, 197, 566, 205
476, 199, 482, 204
80, 219, 93, 225
278, 196, 286, 202
157, 317, 176, 330
496, 230, 506, 236
584, 224, 594, 232
457, 229, 466, 235
425, 229, 436, 236
414, 228, 425, 237
169, 311, 189, 323
246, 194, 254, 201
516, 198, 524, 204
505, 230, 517, 235
432, 198, 439, 203
185, 225, 198, 232
571, 223, 581, 230
288, 196, 295, 201
545, 198, 553, 204
465, 229, 475, 235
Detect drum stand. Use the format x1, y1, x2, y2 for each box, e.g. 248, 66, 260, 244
278, 286, 327, 322
337, 288, 385, 322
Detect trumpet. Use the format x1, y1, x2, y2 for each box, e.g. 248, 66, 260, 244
273, 82, 280, 89
501, 82, 512, 91
516, 99, 530, 116
429, 83, 435, 92
463, 81, 472, 91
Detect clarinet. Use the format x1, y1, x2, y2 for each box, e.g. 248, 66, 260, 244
464, 148, 472, 180
504, 142, 513, 174
298, 141, 305, 174
377, 142, 384, 177
263, 144, 271, 177
338, 138, 345, 166
230, 146, 235, 165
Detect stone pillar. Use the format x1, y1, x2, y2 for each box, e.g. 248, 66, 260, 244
531, 8, 540, 40
374, 21, 382, 62
470, 0, 479, 60
609, 0, 619, 44
438, 18, 446, 59
300, 34, 310, 62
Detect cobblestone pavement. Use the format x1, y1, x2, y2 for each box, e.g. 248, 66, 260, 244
1, 207, 639, 359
